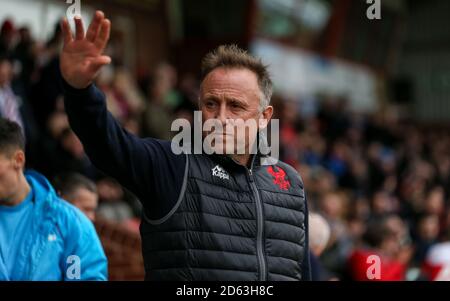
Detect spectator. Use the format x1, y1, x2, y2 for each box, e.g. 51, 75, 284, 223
309, 213, 335, 281
0, 118, 107, 280
318, 191, 353, 275
30, 22, 63, 128
348, 216, 413, 281
422, 242, 450, 281
0, 56, 24, 129
0, 20, 16, 57
413, 214, 440, 264
96, 177, 134, 223
0, 54, 40, 164
309, 213, 331, 257
141, 66, 176, 140
13, 26, 37, 93
53, 172, 99, 221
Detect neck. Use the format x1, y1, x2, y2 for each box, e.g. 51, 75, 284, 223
230, 137, 260, 168
0, 173, 31, 207
231, 154, 252, 168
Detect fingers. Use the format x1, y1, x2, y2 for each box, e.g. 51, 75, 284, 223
95, 19, 111, 51
96, 55, 112, 66
74, 15, 85, 40
61, 18, 73, 45
86, 10, 104, 42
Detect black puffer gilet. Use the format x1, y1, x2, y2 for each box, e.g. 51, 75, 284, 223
140, 153, 307, 281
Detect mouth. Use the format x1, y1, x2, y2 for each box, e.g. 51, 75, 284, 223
208, 132, 234, 136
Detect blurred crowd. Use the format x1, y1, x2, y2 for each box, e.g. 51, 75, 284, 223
274, 95, 450, 280
0, 19, 198, 235
2, 18, 450, 281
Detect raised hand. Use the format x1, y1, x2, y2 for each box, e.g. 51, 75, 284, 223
60, 11, 111, 89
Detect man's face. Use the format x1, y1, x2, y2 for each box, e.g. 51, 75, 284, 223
0, 151, 22, 204
67, 188, 98, 222
199, 67, 273, 156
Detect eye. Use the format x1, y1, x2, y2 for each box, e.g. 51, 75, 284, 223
230, 101, 243, 110
204, 100, 217, 109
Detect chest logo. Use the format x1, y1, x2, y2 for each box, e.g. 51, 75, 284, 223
48, 234, 57, 242
267, 166, 291, 191
212, 165, 230, 180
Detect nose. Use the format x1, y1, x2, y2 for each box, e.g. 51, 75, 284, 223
216, 102, 228, 126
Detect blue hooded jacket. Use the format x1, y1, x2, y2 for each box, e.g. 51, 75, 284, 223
0, 171, 107, 281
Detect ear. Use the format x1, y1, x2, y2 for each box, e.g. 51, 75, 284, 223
13, 150, 26, 170
258, 105, 274, 130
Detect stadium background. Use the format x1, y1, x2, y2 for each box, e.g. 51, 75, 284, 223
1, 0, 450, 280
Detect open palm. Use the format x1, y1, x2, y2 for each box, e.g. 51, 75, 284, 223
60, 11, 111, 89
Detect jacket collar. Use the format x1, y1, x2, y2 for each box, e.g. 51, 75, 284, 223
24, 170, 55, 207
195, 130, 277, 170
208, 152, 275, 172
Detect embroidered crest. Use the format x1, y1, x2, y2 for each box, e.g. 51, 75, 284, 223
267, 166, 291, 190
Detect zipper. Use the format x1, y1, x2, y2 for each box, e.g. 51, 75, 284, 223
248, 168, 267, 281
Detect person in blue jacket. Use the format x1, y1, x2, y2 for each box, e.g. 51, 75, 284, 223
0, 118, 107, 281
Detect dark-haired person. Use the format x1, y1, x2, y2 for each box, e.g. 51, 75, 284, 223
60, 11, 310, 281
0, 119, 107, 280
348, 216, 412, 281
0, 20, 15, 57
53, 172, 98, 221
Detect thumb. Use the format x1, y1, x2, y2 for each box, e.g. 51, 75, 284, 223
88, 55, 112, 73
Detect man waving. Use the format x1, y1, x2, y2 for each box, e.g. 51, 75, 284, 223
60, 11, 310, 281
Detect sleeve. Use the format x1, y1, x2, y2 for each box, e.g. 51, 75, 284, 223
62, 212, 108, 281
62, 79, 186, 218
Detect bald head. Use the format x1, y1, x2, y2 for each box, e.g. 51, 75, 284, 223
309, 213, 331, 257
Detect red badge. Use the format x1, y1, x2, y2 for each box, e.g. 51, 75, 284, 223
267, 166, 291, 191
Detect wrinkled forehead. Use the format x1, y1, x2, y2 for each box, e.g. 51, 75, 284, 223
200, 67, 261, 97
74, 187, 99, 203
